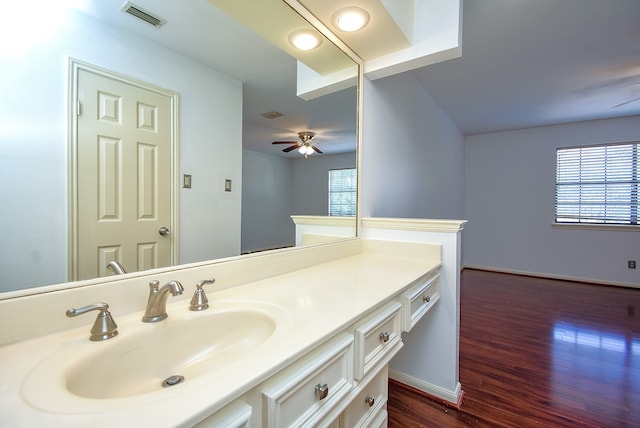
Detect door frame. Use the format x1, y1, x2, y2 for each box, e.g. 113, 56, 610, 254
67, 58, 179, 281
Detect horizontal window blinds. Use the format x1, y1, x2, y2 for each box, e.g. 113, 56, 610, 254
328, 168, 356, 217
555, 142, 638, 225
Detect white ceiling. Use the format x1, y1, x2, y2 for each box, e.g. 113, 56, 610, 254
410, 0, 640, 135
78, 0, 357, 158
80, 0, 640, 152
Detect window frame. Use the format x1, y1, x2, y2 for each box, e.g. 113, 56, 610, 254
328, 167, 357, 217
554, 141, 639, 228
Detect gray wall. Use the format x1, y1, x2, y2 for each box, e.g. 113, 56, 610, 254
241, 150, 356, 253
291, 152, 357, 215
241, 150, 293, 253
359, 70, 638, 287
360, 73, 465, 220
464, 115, 640, 286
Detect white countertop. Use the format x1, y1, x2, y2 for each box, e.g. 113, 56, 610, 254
0, 241, 440, 427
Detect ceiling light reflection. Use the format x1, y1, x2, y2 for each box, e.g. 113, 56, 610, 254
288, 30, 322, 51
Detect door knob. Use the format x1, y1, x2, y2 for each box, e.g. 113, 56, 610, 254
158, 226, 170, 236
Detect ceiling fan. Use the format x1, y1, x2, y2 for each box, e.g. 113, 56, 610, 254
272, 131, 323, 158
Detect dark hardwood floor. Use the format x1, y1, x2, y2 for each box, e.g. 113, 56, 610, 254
388, 269, 640, 427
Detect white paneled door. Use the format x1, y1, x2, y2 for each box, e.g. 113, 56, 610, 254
74, 66, 175, 280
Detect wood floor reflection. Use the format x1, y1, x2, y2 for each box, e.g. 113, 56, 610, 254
388, 269, 640, 427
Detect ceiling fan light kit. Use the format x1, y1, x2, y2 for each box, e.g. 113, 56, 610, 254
272, 131, 323, 158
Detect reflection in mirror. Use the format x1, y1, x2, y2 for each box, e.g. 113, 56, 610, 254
0, 0, 358, 295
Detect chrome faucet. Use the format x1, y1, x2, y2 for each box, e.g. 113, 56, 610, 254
106, 261, 127, 275
142, 280, 184, 323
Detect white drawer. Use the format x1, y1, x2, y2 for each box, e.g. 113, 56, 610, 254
401, 273, 440, 332
262, 334, 353, 428
354, 302, 402, 380
341, 366, 388, 428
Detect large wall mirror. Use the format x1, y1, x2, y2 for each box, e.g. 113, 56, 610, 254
0, 0, 359, 295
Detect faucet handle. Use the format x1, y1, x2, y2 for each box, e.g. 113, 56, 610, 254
66, 302, 118, 341
190, 278, 215, 311
148, 279, 160, 292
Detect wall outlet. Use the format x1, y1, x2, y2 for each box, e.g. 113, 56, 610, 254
629, 260, 636, 269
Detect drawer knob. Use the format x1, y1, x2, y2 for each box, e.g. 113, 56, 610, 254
379, 332, 390, 343
365, 395, 376, 407
315, 383, 329, 401
423, 295, 431, 303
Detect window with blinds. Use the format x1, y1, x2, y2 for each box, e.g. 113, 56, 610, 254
328, 168, 356, 216
555, 142, 639, 225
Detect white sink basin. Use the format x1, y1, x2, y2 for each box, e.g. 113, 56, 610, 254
22, 300, 291, 412
68, 308, 276, 399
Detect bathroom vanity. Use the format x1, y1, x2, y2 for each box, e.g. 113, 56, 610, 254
0, 219, 465, 427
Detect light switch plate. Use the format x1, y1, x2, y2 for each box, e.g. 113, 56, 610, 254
224, 179, 232, 192
183, 174, 192, 188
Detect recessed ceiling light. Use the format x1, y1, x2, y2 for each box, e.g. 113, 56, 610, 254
333, 6, 370, 32
288, 30, 322, 51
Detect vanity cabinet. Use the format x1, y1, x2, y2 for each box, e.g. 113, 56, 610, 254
0, 236, 457, 427
195, 276, 437, 428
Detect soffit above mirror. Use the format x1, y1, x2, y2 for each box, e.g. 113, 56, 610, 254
299, 0, 463, 80
299, 0, 412, 60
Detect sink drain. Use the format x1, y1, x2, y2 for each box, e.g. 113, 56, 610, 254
162, 375, 185, 388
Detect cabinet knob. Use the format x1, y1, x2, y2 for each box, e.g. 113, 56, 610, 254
379, 332, 390, 343
423, 295, 431, 303
315, 383, 329, 401
365, 395, 376, 407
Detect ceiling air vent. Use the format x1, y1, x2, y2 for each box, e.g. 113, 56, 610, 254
121, 2, 166, 28
261, 111, 284, 119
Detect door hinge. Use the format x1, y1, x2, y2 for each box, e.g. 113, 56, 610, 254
76, 100, 82, 116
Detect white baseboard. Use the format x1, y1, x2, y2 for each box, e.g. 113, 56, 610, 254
462, 265, 639, 289
388, 368, 462, 406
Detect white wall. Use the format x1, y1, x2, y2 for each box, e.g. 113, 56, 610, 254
0, 9, 242, 292
359, 71, 466, 403
464, 116, 640, 287
360, 73, 465, 220
241, 151, 357, 253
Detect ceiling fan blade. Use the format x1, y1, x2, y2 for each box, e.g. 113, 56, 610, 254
612, 96, 640, 109
312, 146, 323, 154
272, 141, 298, 145
282, 144, 300, 152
